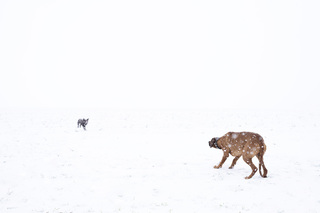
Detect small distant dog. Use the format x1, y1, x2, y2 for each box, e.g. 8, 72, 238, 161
208, 132, 268, 179
77, 118, 89, 130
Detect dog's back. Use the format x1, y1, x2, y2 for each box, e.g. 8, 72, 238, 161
221, 132, 266, 158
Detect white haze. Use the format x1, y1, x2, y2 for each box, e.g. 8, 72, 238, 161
0, 0, 320, 110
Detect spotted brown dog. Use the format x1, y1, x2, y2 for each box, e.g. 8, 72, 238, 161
208, 132, 268, 179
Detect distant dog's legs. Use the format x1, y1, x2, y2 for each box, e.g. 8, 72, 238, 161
229, 156, 240, 169
214, 152, 229, 169
243, 156, 258, 179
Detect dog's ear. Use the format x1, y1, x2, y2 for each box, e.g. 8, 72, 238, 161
209, 138, 216, 147
210, 137, 219, 148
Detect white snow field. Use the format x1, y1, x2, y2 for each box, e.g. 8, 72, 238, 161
0, 108, 320, 213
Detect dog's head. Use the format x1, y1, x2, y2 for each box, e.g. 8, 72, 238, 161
208, 137, 220, 149
83, 118, 89, 126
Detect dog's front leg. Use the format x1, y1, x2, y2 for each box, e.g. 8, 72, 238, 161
214, 152, 229, 169
229, 156, 240, 169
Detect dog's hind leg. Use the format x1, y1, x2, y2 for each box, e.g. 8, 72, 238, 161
243, 156, 258, 179
229, 156, 240, 169
257, 154, 268, 178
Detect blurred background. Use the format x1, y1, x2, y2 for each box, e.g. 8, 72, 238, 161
0, 0, 319, 110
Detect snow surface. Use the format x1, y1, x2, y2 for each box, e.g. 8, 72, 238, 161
1, 108, 320, 213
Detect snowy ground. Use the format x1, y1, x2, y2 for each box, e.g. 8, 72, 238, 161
0, 108, 320, 213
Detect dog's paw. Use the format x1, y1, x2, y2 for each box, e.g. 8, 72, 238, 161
229, 166, 234, 169
214, 165, 220, 169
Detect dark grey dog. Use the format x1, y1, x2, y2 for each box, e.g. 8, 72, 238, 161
77, 118, 89, 130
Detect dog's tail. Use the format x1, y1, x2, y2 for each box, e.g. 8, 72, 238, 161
258, 140, 268, 178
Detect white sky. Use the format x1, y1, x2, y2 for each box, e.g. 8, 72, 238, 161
0, 0, 319, 110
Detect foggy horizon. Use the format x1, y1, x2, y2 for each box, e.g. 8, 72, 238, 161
1, 0, 319, 111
